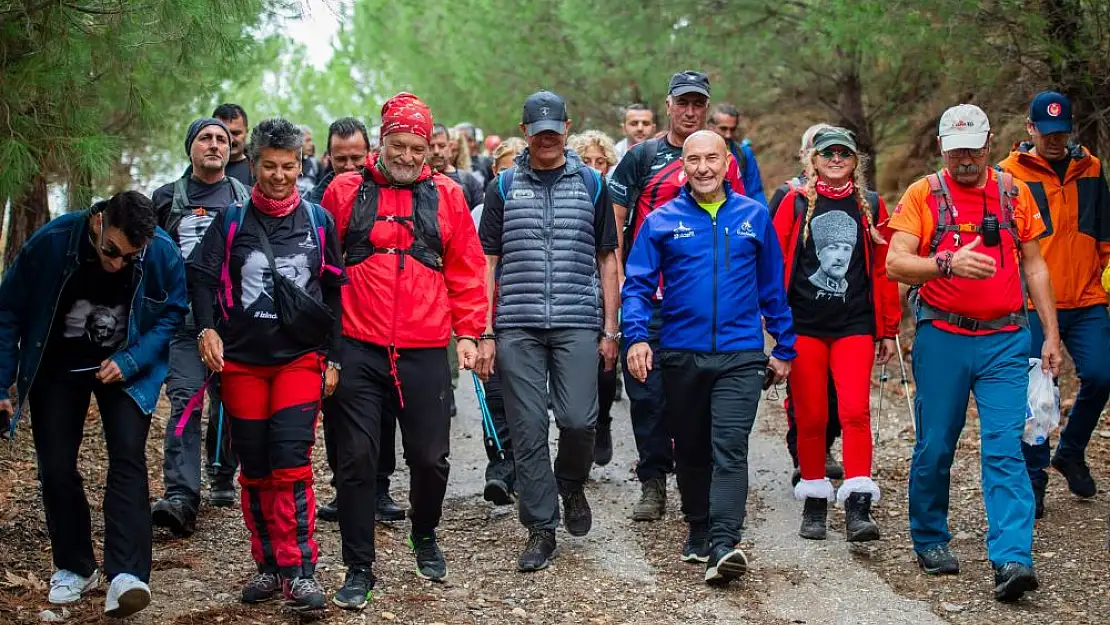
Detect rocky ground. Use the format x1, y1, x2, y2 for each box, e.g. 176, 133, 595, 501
0, 346, 1108, 624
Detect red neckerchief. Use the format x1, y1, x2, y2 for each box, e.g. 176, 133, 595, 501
250, 184, 300, 218
815, 178, 855, 200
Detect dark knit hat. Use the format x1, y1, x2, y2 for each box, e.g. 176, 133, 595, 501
185, 117, 231, 156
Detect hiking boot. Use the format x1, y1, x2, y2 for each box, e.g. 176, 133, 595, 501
151, 497, 196, 538
917, 545, 960, 575
799, 497, 827, 540
518, 529, 557, 572
631, 477, 666, 522
241, 571, 282, 604
284, 575, 326, 612
825, 453, 845, 480
993, 562, 1039, 602
790, 466, 801, 487
104, 573, 151, 618
209, 480, 236, 508
1050, 453, 1097, 498
332, 568, 374, 611
560, 486, 592, 537
317, 497, 338, 523
408, 532, 448, 582
483, 479, 513, 506
593, 419, 613, 466
48, 569, 99, 605
376, 491, 406, 523
844, 492, 880, 542
704, 544, 748, 586
1032, 480, 1046, 520
681, 524, 710, 563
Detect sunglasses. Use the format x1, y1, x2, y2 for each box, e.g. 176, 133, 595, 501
818, 148, 855, 160
945, 147, 988, 159
98, 222, 144, 264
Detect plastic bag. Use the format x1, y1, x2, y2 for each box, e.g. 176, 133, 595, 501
1024, 358, 1060, 446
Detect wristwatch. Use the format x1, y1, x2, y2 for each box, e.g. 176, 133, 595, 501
602, 330, 622, 341
327, 361, 342, 371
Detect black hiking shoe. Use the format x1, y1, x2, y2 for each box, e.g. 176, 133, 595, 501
317, 497, 338, 523
681, 524, 710, 563
483, 479, 513, 506
844, 493, 880, 542
209, 480, 236, 508
825, 453, 845, 480
799, 497, 827, 540
376, 491, 406, 523
240, 571, 281, 604
704, 544, 748, 586
993, 563, 1039, 602
518, 529, 556, 572
1050, 453, 1097, 498
917, 545, 960, 575
332, 568, 374, 611
151, 498, 196, 538
408, 532, 448, 582
284, 576, 325, 612
1032, 480, 1046, 520
593, 420, 613, 466
790, 467, 801, 487
631, 477, 666, 521
560, 487, 592, 537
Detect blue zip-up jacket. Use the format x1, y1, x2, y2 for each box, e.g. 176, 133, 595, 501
0, 210, 188, 435
729, 139, 767, 206
622, 184, 795, 360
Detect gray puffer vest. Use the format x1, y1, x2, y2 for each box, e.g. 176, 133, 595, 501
495, 150, 601, 330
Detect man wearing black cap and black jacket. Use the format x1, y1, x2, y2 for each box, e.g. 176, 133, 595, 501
608, 71, 745, 523
476, 90, 621, 572
150, 118, 249, 537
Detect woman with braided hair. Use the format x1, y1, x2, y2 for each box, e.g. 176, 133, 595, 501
771, 126, 901, 545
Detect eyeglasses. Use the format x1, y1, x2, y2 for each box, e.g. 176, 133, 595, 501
98, 223, 144, 264
945, 147, 988, 159
818, 148, 855, 160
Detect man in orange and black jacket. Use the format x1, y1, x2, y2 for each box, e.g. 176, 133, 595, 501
999, 91, 1110, 518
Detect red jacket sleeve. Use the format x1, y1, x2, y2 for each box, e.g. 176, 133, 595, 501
772, 189, 800, 288
871, 197, 902, 338
438, 179, 488, 338
726, 157, 746, 196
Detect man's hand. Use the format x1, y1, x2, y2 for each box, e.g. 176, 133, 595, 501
96, 359, 124, 384
323, 367, 340, 398
949, 237, 997, 280
599, 337, 618, 372
1041, 334, 1063, 377
198, 329, 225, 373
626, 342, 652, 383
876, 338, 897, 365
475, 339, 496, 381
769, 357, 791, 384
457, 339, 479, 372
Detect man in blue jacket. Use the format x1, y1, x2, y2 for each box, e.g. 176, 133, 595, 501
709, 104, 767, 206
623, 131, 795, 586
0, 191, 188, 618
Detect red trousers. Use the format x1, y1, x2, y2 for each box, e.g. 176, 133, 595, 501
222, 352, 323, 578
790, 335, 874, 482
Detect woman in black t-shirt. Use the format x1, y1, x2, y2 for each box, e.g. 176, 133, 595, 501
771, 127, 902, 548
192, 118, 346, 614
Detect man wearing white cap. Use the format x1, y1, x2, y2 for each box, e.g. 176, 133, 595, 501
885, 104, 1062, 603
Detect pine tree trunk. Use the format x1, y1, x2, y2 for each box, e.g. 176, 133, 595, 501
4, 174, 50, 270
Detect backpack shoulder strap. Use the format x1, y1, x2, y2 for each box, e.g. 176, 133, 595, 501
926, 170, 953, 254
866, 190, 881, 223
170, 177, 190, 215
579, 166, 602, 205
497, 168, 516, 202
228, 176, 250, 202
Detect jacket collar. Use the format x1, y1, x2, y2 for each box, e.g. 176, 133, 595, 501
514, 148, 585, 181
1009, 140, 1089, 172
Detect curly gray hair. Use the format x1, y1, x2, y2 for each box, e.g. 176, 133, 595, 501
246, 117, 304, 163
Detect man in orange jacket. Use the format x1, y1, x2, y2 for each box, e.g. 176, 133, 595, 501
999, 91, 1110, 518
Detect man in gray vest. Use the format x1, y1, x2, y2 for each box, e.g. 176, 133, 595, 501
476, 90, 621, 572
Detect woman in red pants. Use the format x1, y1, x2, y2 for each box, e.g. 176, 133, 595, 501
772, 127, 901, 544
191, 117, 346, 612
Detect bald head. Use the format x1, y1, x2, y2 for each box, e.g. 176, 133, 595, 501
683, 130, 730, 201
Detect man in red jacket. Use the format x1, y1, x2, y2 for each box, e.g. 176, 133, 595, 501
321, 92, 487, 610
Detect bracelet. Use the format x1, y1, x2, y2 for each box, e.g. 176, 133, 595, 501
602, 331, 622, 341
197, 327, 213, 342
457, 336, 479, 346
935, 251, 954, 278
327, 360, 342, 371
479, 333, 496, 341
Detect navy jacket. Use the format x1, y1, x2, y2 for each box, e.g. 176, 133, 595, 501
622, 185, 796, 360
0, 210, 188, 434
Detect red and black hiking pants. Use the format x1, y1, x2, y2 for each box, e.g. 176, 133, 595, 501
790, 335, 874, 482
221, 352, 323, 578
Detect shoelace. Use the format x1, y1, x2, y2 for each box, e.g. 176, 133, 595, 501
51, 571, 83, 591
250, 572, 279, 589
290, 577, 321, 597
524, 532, 551, 553
413, 537, 440, 561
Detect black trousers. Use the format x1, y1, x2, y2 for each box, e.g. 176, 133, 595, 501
598, 357, 617, 426
785, 377, 841, 465
661, 350, 765, 550
324, 398, 397, 493
324, 338, 451, 568
30, 368, 153, 582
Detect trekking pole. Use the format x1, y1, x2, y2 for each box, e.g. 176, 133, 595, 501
472, 372, 505, 461
875, 363, 887, 445
213, 403, 225, 468
894, 334, 916, 432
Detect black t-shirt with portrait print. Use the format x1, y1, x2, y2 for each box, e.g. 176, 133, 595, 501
787, 194, 873, 338
42, 223, 135, 373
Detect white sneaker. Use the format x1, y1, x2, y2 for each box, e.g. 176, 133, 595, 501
104, 573, 151, 618
48, 569, 99, 605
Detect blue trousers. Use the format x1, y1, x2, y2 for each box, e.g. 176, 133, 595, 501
1022, 305, 1110, 487
909, 323, 1034, 567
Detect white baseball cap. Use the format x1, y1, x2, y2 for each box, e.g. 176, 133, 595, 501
938, 104, 990, 152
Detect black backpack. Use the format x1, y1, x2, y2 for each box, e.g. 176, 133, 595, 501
342, 168, 444, 271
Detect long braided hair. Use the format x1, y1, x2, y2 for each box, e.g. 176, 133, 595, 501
800, 148, 884, 245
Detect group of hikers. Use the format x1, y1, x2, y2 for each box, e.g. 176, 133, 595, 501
0, 66, 1108, 619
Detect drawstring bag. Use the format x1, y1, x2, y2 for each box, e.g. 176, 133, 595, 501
1024, 358, 1060, 446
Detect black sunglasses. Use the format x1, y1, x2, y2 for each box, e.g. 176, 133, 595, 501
818, 148, 856, 160
98, 223, 144, 264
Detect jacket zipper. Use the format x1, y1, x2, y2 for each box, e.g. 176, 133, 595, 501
712, 218, 719, 353
544, 179, 553, 328
724, 226, 730, 270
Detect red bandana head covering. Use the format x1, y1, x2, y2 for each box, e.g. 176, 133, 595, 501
380, 92, 433, 142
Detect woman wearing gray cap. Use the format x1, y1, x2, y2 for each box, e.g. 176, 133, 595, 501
771, 127, 901, 547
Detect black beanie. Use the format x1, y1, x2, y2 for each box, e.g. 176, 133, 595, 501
185, 117, 231, 156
